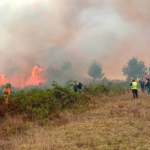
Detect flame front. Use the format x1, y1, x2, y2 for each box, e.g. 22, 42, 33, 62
0, 74, 5, 85
0, 66, 46, 88
26, 66, 46, 86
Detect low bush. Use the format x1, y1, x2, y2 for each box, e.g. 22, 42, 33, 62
83, 83, 129, 95
7, 81, 88, 119
0, 81, 130, 120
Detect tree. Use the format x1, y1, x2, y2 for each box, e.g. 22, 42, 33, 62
88, 60, 104, 80
122, 58, 147, 81
60, 61, 76, 81
61, 61, 73, 71
102, 77, 109, 85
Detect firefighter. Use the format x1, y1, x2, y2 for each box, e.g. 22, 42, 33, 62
3, 85, 10, 104
130, 79, 138, 99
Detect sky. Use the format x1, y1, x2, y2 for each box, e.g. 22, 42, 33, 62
0, 0, 150, 84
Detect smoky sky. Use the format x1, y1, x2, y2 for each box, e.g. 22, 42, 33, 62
0, 0, 150, 84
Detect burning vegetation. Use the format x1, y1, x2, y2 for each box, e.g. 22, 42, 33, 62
0, 66, 46, 88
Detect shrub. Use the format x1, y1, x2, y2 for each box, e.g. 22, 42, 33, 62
0, 81, 130, 120
7, 81, 88, 119
83, 84, 110, 95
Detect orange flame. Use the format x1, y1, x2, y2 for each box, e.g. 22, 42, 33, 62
0, 66, 46, 88
0, 74, 5, 85
26, 66, 46, 86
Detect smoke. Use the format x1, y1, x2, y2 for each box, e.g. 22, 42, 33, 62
0, 0, 150, 86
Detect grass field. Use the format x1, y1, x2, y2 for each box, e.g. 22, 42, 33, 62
1, 91, 150, 150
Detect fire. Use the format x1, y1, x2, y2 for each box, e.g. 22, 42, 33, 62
0, 66, 46, 88
0, 74, 5, 85
26, 66, 46, 86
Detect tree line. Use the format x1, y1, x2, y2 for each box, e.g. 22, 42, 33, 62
88, 58, 148, 81
44, 57, 148, 84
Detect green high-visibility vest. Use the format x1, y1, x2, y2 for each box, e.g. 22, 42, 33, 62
132, 82, 137, 89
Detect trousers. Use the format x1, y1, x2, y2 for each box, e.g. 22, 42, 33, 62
4, 94, 9, 104
141, 86, 145, 92
132, 89, 138, 98
147, 87, 150, 95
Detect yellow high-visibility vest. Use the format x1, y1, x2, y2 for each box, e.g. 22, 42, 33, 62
132, 82, 137, 89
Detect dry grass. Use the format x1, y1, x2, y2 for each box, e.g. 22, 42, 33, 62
0, 104, 7, 117
1, 91, 150, 150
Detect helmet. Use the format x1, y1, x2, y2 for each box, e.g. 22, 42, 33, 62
132, 79, 135, 81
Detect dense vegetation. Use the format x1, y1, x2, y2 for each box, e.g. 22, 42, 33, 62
0, 81, 130, 120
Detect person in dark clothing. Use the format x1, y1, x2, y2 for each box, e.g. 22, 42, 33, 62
146, 79, 150, 96
140, 79, 145, 92
130, 79, 138, 99
73, 82, 78, 92
77, 82, 83, 92
145, 79, 147, 90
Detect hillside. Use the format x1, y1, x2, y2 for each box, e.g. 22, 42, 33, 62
0, 90, 150, 150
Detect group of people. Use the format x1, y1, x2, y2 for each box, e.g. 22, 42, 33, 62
73, 82, 83, 92
3, 79, 150, 103
139, 78, 150, 95
2, 82, 82, 105
130, 78, 150, 99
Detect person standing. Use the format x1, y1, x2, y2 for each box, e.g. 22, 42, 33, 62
144, 79, 147, 91
146, 79, 150, 96
140, 79, 145, 92
77, 82, 83, 92
73, 82, 78, 92
130, 79, 138, 99
3, 85, 10, 104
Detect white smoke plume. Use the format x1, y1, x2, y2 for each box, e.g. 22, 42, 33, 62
0, 0, 149, 86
